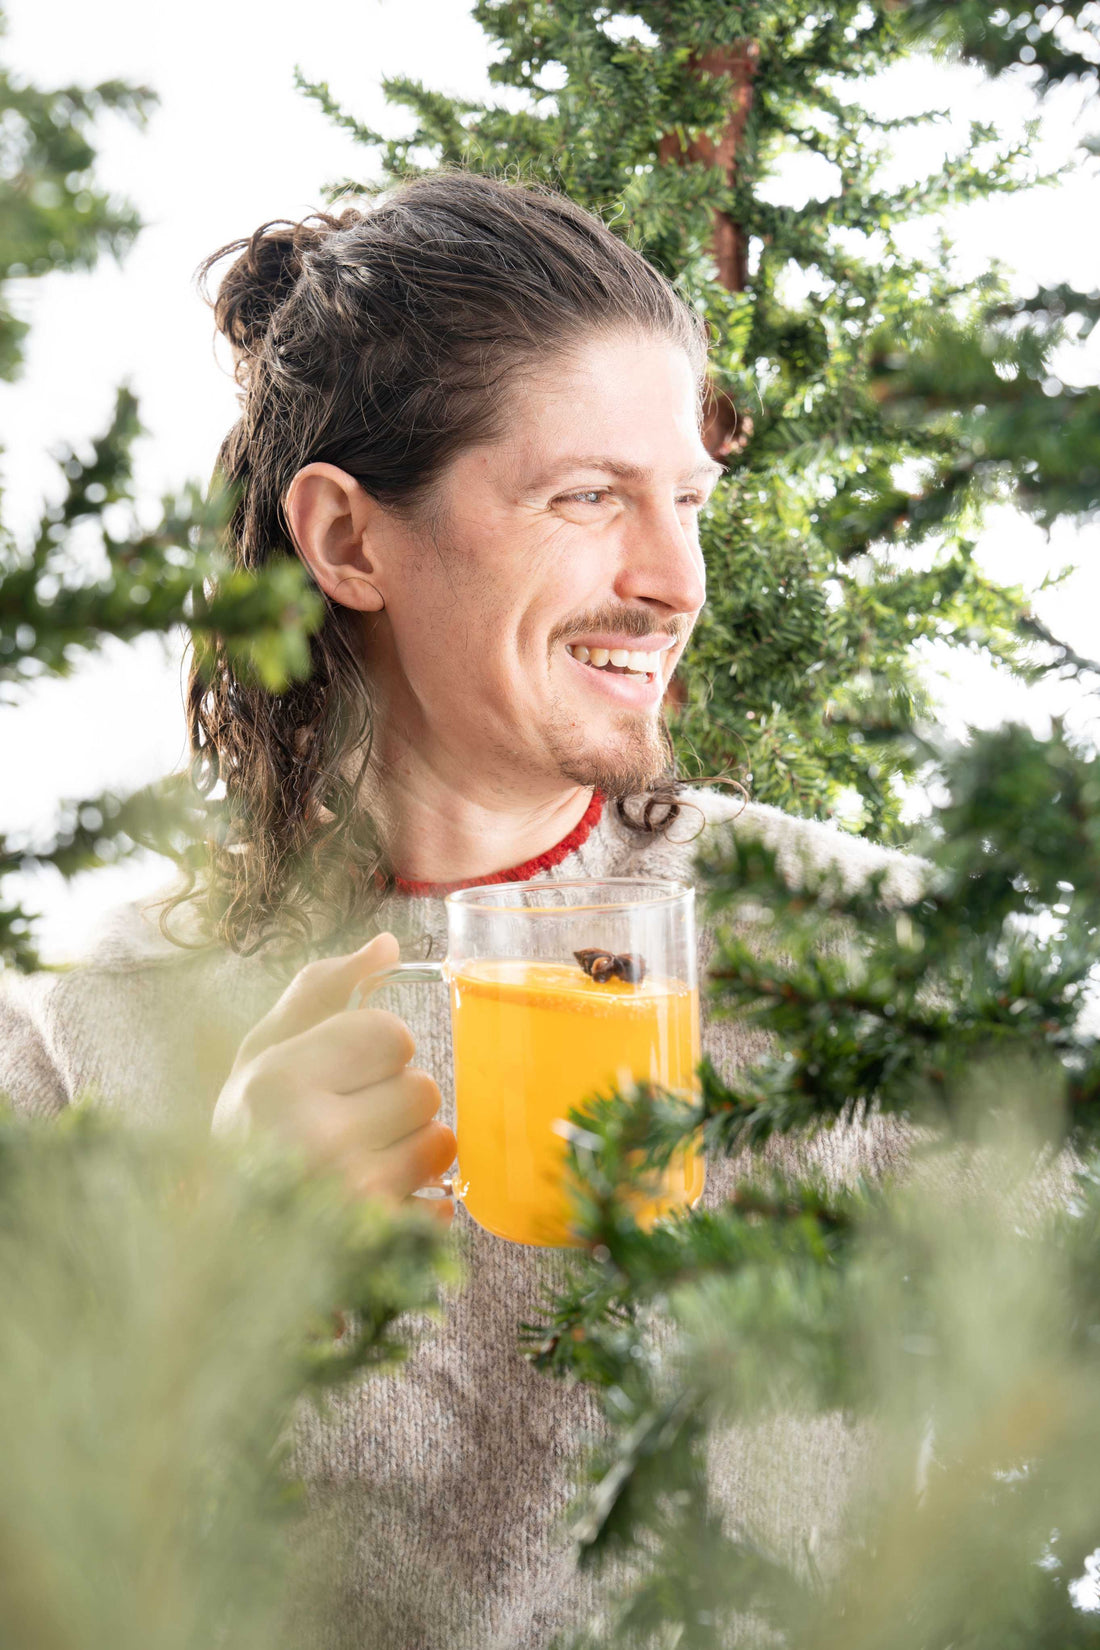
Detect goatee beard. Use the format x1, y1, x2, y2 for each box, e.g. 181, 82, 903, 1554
556, 711, 676, 799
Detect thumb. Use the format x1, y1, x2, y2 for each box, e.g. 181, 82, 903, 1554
240, 931, 401, 1061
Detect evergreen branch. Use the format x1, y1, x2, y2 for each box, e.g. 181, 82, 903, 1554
1, 393, 323, 700
0, 776, 212, 970
899, 1, 1100, 94
990, 281, 1100, 340
0, 1110, 456, 1644
1018, 610, 1100, 682
291, 67, 388, 150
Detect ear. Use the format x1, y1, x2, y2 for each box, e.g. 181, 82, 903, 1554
284, 463, 386, 613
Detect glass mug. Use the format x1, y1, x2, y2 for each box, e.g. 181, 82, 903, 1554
373, 878, 705, 1248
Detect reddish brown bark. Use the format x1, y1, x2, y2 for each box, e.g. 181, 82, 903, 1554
658, 41, 760, 459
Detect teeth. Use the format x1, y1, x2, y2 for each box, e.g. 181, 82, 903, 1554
566, 643, 662, 676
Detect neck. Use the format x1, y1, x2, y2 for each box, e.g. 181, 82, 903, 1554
359, 639, 605, 886
371, 760, 598, 887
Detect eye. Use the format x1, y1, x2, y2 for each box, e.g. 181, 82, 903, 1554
552, 487, 710, 510
554, 489, 610, 507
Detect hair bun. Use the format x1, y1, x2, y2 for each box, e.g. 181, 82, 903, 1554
198, 210, 361, 382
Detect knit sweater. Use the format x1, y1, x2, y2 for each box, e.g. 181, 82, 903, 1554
0, 788, 925, 1649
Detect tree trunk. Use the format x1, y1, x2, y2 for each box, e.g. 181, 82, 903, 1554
658, 41, 759, 460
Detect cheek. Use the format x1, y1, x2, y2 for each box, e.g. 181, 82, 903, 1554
524, 535, 607, 632
393, 513, 596, 684
390, 553, 491, 650
392, 587, 524, 700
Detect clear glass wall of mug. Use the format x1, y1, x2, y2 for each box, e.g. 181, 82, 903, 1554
378, 879, 704, 1247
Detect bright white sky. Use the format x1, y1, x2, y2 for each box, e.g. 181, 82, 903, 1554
2, 0, 1098, 962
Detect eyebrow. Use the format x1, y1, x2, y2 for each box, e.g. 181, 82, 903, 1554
530, 455, 724, 488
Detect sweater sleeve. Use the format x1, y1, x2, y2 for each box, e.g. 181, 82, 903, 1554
2, 897, 282, 1132
0, 970, 69, 1120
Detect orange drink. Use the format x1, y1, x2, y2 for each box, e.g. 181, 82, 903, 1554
450, 959, 704, 1247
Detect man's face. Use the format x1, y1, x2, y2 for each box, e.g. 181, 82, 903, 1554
363, 331, 719, 798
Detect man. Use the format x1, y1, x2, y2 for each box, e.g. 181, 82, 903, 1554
0, 172, 918, 1647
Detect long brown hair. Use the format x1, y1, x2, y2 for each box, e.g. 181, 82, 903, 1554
169, 170, 729, 961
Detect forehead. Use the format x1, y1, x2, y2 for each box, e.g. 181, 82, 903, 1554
470, 332, 710, 486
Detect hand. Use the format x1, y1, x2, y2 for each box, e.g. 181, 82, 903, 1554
212, 932, 456, 1222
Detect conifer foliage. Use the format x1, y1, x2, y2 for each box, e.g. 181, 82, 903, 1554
882, 4, 1100, 555
0, 15, 321, 969
0, 1108, 456, 1650
520, 713, 1100, 1649
2, 5, 1098, 1645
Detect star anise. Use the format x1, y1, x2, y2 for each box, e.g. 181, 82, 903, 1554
573, 948, 646, 985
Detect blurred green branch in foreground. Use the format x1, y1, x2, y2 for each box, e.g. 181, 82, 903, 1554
543, 1092, 1100, 1650
530, 719, 1100, 1648
0, 1107, 457, 1650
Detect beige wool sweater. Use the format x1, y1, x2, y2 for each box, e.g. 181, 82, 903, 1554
0, 788, 924, 1649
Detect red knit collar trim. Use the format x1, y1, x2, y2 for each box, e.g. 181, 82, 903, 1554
383, 790, 605, 898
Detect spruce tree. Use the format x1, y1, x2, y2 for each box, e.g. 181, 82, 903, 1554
299, 0, 1055, 838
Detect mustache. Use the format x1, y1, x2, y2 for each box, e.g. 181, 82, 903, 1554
552, 614, 690, 645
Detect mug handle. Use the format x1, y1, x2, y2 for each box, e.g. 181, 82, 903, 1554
346, 958, 447, 1006
352, 959, 456, 1205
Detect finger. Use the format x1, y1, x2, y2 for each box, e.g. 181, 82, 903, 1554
342, 1066, 442, 1150
282, 1067, 442, 1159
344, 1120, 457, 1205
239, 932, 401, 1061
269, 1007, 418, 1099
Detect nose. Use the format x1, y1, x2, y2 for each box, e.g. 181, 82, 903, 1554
612, 498, 707, 618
